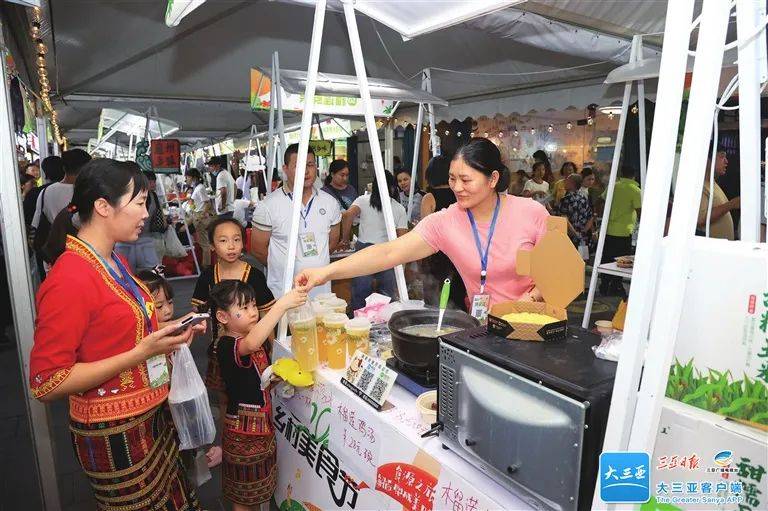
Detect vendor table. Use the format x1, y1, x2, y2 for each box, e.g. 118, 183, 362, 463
271, 337, 534, 511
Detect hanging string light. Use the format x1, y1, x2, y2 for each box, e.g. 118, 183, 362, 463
513, 129, 519, 137
530, 127, 536, 135
498, 131, 504, 138
566, 122, 572, 130
587, 117, 594, 126
28, 6, 65, 147
547, 124, 554, 133
631, 105, 639, 115
456, 131, 462, 137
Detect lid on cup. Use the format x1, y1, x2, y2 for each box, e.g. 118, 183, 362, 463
345, 317, 371, 331
311, 301, 332, 315
323, 312, 349, 326
324, 297, 348, 309
315, 292, 337, 303
286, 304, 314, 323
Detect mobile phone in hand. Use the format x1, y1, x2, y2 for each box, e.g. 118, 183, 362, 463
173, 313, 210, 335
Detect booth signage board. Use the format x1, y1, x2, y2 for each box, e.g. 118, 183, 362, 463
666, 240, 768, 430
309, 140, 333, 158
150, 139, 181, 174
650, 398, 767, 510
250, 68, 396, 117
272, 367, 508, 511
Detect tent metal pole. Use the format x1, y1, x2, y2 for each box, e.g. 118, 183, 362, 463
407, 102, 424, 221
275, 52, 287, 165
592, 5, 695, 508
627, 0, 730, 456
736, 0, 763, 242
36, 116, 49, 161
636, 37, 648, 194
424, 68, 439, 156
385, 124, 394, 172
581, 38, 636, 330
342, 0, 408, 302
277, 0, 327, 344
266, 55, 277, 187
0, 24, 61, 510
90, 112, 129, 155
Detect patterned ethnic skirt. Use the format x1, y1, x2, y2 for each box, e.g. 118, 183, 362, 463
222, 404, 277, 506
70, 404, 200, 511
204, 339, 225, 392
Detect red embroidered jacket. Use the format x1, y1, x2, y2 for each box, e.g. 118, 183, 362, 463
30, 236, 168, 423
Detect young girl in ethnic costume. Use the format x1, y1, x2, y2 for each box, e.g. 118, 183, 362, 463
191, 217, 274, 466
137, 267, 176, 324
209, 280, 306, 510
30, 159, 204, 511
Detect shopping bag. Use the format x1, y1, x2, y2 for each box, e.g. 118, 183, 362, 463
168, 344, 216, 450
164, 225, 188, 258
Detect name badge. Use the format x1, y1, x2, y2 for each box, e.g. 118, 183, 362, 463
470, 294, 491, 324
299, 232, 319, 257
147, 355, 170, 388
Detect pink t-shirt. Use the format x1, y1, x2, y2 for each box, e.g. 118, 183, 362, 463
415, 195, 549, 304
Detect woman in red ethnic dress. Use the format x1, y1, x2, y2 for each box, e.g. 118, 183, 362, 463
30, 159, 202, 511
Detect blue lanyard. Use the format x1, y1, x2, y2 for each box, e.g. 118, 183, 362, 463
81, 239, 153, 333
285, 189, 316, 230
466, 195, 501, 294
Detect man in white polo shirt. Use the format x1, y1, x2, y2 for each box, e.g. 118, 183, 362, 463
251, 144, 341, 298
207, 155, 236, 217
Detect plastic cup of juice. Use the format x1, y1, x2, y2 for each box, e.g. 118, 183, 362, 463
323, 312, 349, 370
345, 317, 372, 357
311, 302, 333, 364
287, 305, 319, 372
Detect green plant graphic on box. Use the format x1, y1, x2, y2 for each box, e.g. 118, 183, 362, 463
666, 359, 768, 426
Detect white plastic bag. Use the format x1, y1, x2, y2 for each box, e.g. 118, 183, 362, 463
164, 225, 187, 258
168, 344, 216, 450
591, 331, 623, 362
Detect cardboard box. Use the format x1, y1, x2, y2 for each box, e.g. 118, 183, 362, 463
650, 398, 768, 510
488, 216, 585, 342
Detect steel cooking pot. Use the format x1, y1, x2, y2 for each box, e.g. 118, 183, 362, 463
388, 308, 479, 373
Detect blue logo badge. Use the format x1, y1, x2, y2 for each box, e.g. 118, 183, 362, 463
713, 450, 733, 467
600, 452, 651, 503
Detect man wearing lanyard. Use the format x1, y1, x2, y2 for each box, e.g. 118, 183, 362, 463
251, 144, 342, 298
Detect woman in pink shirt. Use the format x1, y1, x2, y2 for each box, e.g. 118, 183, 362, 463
295, 138, 549, 312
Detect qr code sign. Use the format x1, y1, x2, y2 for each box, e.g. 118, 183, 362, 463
370, 377, 387, 402
357, 369, 375, 391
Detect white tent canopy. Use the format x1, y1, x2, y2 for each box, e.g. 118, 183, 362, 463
39, 0, 675, 146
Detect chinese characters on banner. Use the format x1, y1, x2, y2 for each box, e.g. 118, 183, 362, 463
737, 457, 765, 511
376, 463, 437, 511
270, 352, 512, 511
150, 139, 180, 174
